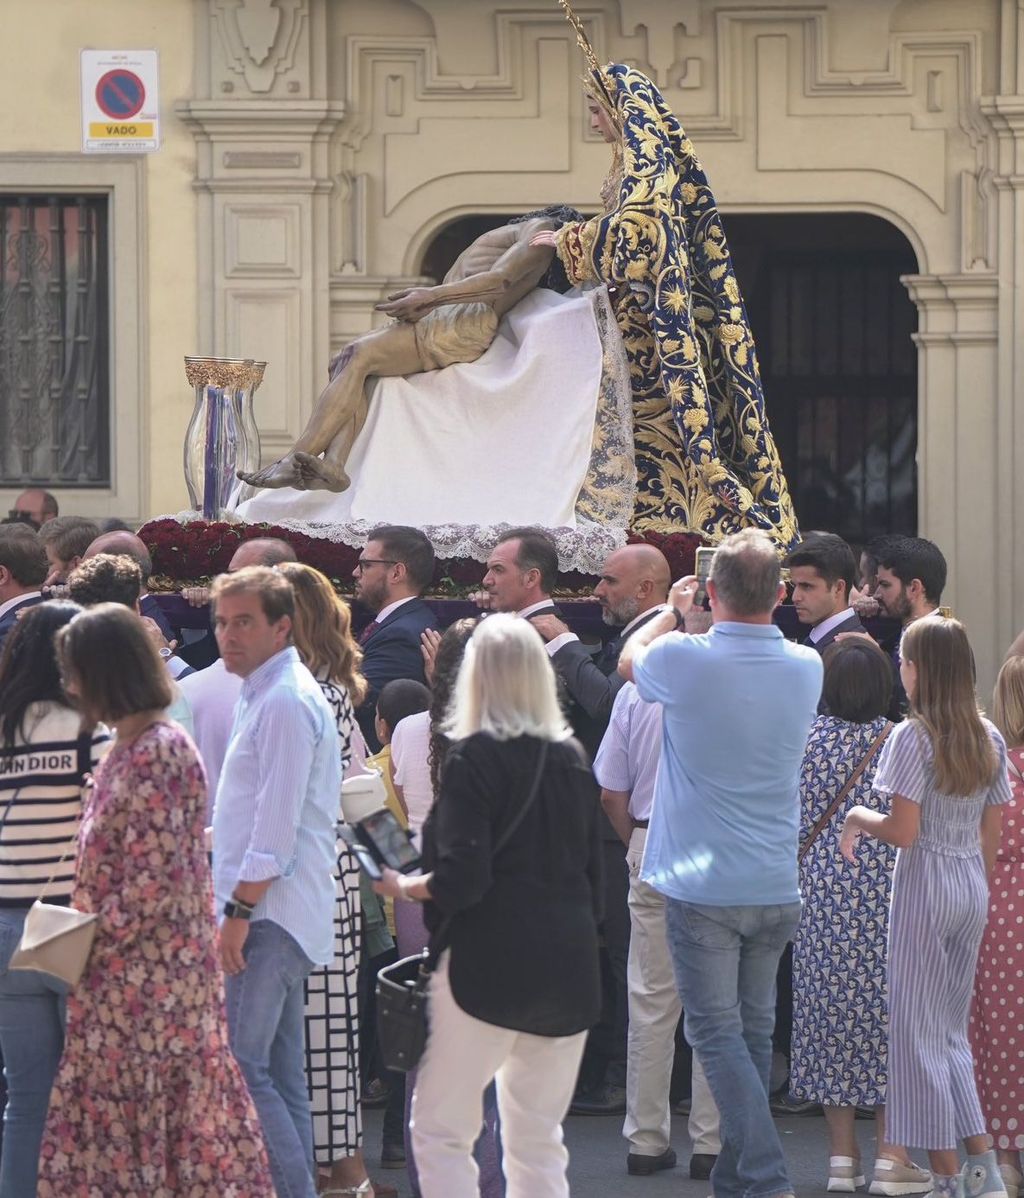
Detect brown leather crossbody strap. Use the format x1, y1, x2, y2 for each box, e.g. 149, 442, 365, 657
798, 721, 893, 863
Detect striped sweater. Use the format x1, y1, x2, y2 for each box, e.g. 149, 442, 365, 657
0, 702, 110, 907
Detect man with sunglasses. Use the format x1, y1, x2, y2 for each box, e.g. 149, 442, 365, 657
9, 488, 58, 529
353, 525, 439, 751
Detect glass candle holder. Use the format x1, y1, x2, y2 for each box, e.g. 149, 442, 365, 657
183, 356, 261, 519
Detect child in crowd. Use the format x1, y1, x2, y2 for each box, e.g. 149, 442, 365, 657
970, 655, 1024, 1198
366, 678, 431, 932
840, 617, 1012, 1198
358, 680, 431, 1172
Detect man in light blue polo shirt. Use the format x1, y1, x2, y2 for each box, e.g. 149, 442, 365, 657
619, 529, 821, 1198
212, 566, 341, 1198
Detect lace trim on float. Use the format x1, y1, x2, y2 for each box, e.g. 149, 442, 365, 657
163, 510, 627, 577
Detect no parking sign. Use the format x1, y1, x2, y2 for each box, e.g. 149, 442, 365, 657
81, 50, 160, 153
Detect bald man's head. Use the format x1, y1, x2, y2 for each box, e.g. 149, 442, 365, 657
594, 544, 671, 625
14, 488, 58, 526
228, 537, 297, 571
84, 530, 153, 584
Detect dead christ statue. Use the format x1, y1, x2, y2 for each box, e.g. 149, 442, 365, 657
238, 205, 585, 493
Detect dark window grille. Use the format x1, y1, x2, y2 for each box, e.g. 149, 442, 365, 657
0, 195, 110, 487
730, 214, 919, 545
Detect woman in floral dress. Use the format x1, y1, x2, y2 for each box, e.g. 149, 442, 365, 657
37, 602, 273, 1197
790, 640, 929, 1197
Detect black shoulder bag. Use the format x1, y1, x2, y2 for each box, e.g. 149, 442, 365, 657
376, 739, 550, 1072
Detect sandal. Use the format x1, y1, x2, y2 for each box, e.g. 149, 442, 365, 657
321, 1180, 399, 1198
319, 1182, 371, 1197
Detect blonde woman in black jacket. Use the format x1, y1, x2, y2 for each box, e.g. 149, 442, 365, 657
375, 613, 603, 1198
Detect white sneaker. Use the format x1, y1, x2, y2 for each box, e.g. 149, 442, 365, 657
829, 1156, 867, 1192
963, 1155, 1010, 1198
870, 1159, 934, 1196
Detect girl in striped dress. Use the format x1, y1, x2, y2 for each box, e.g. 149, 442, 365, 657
840, 617, 1012, 1198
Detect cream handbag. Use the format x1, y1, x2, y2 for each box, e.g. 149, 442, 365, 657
3, 732, 98, 988
8, 900, 97, 987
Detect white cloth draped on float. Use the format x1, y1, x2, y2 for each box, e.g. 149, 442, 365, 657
235, 286, 636, 574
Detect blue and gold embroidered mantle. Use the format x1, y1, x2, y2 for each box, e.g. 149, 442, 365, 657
556, 64, 800, 550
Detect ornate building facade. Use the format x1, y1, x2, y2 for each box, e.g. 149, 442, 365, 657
1, 0, 1021, 690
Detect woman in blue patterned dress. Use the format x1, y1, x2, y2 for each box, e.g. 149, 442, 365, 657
790, 639, 931, 1196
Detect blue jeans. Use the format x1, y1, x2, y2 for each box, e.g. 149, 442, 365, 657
0, 907, 68, 1198
665, 900, 801, 1198
225, 919, 317, 1198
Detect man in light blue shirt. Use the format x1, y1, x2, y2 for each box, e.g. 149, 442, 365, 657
212, 566, 341, 1198
619, 529, 821, 1198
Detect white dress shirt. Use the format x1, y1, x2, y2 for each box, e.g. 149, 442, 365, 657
593, 683, 663, 821
808, 606, 856, 645
212, 646, 342, 966
373, 595, 417, 626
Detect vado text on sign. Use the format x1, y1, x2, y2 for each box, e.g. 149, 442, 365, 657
81, 50, 160, 153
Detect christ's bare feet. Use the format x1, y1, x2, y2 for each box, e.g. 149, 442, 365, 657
237, 454, 309, 490
293, 452, 351, 492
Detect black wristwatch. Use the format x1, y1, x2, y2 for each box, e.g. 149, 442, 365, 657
223, 898, 255, 921
669, 604, 686, 630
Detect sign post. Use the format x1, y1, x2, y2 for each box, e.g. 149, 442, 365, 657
81, 50, 160, 153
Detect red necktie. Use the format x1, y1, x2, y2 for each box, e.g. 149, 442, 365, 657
359, 620, 380, 646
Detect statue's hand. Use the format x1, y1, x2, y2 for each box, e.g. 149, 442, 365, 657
375, 288, 436, 322
530, 231, 558, 249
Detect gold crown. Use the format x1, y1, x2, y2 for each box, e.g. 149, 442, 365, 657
557, 0, 618, 111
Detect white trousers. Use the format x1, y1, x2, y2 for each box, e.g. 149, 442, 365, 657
411, 953, 588, 1198
624, 827, 722, 1157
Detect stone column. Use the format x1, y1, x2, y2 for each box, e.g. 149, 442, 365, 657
903, 274, 1001, 690
177, 0, 342, 465
979, 91, 1024, 682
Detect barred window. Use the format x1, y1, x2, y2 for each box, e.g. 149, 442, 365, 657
0, 195, 110, 487
731, 213, 919, 544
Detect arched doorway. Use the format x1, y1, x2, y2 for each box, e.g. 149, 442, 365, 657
419, 211, 919, 544
728, 214, 919, 545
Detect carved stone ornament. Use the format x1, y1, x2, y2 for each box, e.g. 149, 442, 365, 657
236, 0, 279, 65
212, 0, 308, 94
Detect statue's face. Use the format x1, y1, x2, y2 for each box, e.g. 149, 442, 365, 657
587, 98, 618, 143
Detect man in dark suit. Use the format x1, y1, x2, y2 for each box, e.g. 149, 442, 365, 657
785, 533, 865, 658
531, 543, 673, 1115
532, 544, 672, 751
354, 525, 439, 752
0, 526, 47, 652
478, 526, 562, 621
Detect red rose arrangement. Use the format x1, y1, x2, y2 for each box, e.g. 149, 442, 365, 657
139, 518, 705, 595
